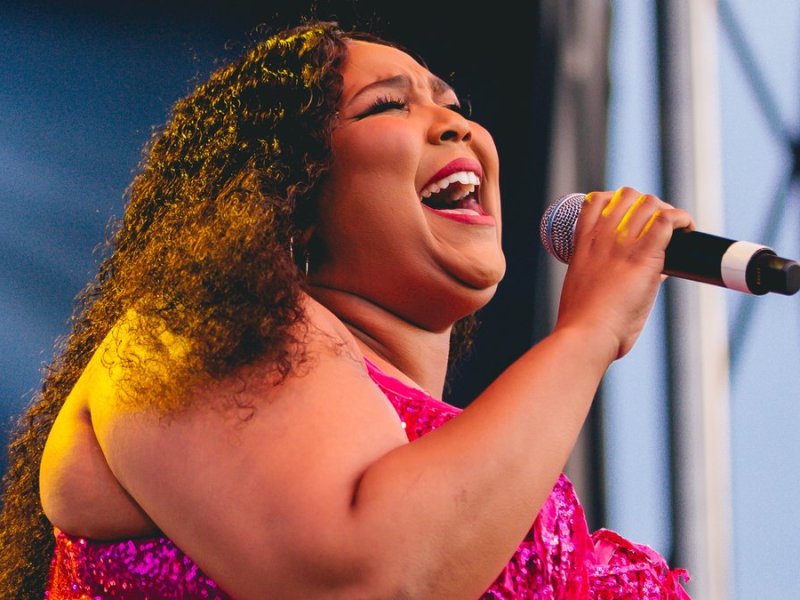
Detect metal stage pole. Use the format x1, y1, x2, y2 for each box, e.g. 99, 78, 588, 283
656, 1, 733, 598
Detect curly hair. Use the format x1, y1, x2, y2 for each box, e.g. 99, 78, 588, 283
0, 21, 478, 597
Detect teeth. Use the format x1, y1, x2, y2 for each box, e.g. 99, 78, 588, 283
453, 184, 475, 200
420, 170, 481, 200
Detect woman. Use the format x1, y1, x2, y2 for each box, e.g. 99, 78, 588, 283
0, 21, 691, 598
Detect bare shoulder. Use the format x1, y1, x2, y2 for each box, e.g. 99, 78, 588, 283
79, 296, 408, 597
40, 311, 165, 539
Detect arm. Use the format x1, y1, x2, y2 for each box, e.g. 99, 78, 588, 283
92, 188, 691, 599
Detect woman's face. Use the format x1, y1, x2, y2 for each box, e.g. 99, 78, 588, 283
311, 40, 505, 331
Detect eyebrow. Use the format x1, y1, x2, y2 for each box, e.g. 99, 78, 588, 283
346, 74, 456, 107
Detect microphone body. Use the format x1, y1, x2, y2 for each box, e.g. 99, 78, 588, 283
540, 193, 800, 296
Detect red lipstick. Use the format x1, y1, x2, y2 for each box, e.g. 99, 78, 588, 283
421, 157, 483, 191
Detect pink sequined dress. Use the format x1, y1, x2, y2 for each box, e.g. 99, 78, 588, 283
45, 358, 691, 599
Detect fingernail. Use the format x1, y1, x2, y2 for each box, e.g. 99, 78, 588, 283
601, 188, 625, 217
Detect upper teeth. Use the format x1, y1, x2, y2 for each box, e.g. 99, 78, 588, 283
420, 171, 481, 201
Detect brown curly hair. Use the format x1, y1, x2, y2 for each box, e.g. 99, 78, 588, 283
0, 21, 477, 598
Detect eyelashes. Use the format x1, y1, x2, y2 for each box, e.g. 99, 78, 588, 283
449, 98, 473, 118
358, 95, 408, 117
356, 95, 473, 119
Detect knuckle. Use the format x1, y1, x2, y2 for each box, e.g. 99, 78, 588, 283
586, 190, 613, 203
651, 210, 672, 229
583, 191, 613, 214
634, 194, 660, 213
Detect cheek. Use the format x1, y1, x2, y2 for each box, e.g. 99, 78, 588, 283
331, 121, 420, 177
323, 123, 423, 226
316, 127, 426, 262
470, 123, 500, 173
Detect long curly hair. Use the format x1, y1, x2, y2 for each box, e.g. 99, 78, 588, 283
0, 21, 477, 598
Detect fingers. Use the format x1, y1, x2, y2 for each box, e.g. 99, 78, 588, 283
574, 187, 694, 259
634, 202, 693, 254
573, 187, 639, 250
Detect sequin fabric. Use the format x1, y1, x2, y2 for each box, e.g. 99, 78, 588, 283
45, 531, 230, 599
44, 358, 691, 599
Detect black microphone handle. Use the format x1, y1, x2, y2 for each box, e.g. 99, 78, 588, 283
664, 229, 800, 295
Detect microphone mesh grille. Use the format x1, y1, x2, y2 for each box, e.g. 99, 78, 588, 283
539, 193, 585, 263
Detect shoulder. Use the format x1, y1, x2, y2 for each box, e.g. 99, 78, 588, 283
86, 296, 364, 411
75, 297, 409, 595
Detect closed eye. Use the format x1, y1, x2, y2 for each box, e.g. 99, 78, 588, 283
354, 96, 472, 120
356, 96, 408, 119
446, 98, 472, 118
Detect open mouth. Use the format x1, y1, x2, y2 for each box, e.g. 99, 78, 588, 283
419, 171, 485, 216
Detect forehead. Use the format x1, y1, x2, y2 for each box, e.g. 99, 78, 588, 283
340, 41, 441, 96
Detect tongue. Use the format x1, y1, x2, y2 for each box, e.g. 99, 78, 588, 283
423, 192, 484, 214
448, 196, 484, 215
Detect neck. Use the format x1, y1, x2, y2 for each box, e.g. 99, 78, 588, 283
307, 285, 451, 398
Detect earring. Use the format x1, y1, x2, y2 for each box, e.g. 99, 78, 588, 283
290, 235, 311, 277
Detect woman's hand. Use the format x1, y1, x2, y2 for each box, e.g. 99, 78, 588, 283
554, 187, 694, 360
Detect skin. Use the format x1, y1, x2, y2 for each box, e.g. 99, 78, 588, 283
309, 40, 505, 394
39, 41, 693, 599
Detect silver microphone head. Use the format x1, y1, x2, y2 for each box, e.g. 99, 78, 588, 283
539, 193, 585, 264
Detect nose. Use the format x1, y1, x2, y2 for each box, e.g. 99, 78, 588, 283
427, 106, 472, 144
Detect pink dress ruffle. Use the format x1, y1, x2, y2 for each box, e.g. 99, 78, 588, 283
44, 358, 690, 599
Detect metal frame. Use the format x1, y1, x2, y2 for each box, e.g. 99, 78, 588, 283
717, 0, 800, 369
657, 1, 733, 598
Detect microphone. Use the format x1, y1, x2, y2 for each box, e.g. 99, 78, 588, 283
540, 192, 800, 296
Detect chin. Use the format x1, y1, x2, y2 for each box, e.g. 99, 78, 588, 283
449, 254, 506, 292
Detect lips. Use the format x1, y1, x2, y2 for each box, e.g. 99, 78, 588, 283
420, 157, 483, 192
419, 157, 494, 225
